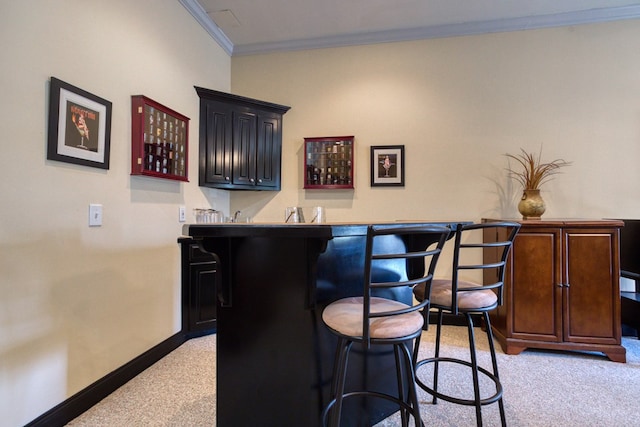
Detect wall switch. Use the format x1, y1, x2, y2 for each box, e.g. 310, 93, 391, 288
89, 204, 103, 227
179, 206, 186, 222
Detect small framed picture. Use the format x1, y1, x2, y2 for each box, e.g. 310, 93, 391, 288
371, 145, 405, 187
47, 77, 112, 169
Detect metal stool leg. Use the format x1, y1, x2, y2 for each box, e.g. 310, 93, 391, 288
324, 338, 424, 427
328, 337, 345, 399
394, 344, 411, 427
483, 312, 506, 427
412, 330, 423, 368
466, 314, 483, 427
432, 309, 444, 404
403, 341, 423, 427
323, 338, 353, 427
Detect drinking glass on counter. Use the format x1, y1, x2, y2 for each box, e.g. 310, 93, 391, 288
227, 210, 252, 223
309, 206, 326, 223
194, 208, 223, 223
285, 207, 304, 223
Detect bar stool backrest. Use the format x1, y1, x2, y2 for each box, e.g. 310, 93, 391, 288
362, 224, 451, 348
447, 221, 521, 315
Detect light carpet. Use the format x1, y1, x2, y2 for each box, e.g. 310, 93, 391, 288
66, 325, 640, 426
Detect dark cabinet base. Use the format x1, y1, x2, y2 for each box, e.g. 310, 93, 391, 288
180, 238, 217, 336
184, 222, 462, 426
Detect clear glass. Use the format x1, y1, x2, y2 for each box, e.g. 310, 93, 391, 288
285, 207, 304, 223
309, 206, 326, 223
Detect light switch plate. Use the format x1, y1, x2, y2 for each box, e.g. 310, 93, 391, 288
179, 206, 186, 222
89, 204, 103, 227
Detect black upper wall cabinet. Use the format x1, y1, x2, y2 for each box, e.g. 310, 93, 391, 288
195, 87, 290, 191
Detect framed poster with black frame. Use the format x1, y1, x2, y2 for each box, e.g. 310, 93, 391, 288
47, 77, 112, 169
370, 145, 404, 187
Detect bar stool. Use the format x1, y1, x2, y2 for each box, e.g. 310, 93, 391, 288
413, 221, 520, 427
321, 224, 450, 427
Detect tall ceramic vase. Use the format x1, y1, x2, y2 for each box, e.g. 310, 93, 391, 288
518, 189, 545, 220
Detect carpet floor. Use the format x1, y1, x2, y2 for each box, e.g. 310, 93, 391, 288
66, 325, 640, 426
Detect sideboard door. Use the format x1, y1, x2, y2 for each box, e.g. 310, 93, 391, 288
564, 228, 620, 344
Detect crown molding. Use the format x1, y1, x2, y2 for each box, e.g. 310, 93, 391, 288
180, 2, 640, 57
179, 0, 233, 55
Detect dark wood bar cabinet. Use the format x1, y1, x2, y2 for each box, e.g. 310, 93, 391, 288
183, 221, 461, 426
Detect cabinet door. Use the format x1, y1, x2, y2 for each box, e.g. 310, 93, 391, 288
255, 113, 282, 188
510, 229, 563, 342
200, 101, 232, 186
564, 229, 619, 344
232, 111, 257, 186
189, 261, 218, 332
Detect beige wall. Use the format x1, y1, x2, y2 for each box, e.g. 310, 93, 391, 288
0, 1, 230, 425
3, 3, 640, 424
231, 20, 640, 224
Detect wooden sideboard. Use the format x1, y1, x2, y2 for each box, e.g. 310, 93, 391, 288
483, 219, 626, 362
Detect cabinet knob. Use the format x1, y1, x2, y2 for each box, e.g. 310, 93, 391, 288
225, 176, 230, 181
250, 178, 255, 183
258, 179, 263, 183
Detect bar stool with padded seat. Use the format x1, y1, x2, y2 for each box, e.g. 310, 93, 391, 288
321, 224, 450, 427
413, 221, 520, 427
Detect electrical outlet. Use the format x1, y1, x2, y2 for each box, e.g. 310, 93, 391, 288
89, 204, 103, 227
179, 206, 186, 222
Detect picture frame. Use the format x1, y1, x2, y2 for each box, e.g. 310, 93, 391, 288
304, 136, 354, 189
47, 77, 112, 169
131, 95, 189, 182
371, 145, 405, 187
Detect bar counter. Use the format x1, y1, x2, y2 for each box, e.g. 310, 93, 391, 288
183, 221, 462, 427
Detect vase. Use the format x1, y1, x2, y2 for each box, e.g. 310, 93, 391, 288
518, 189, 546, 220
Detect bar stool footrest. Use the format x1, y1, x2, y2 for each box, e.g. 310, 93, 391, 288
322, 390, 420, 426
415, 357, 503, 406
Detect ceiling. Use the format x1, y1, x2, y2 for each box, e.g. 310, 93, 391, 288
180, 0, 640, 56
